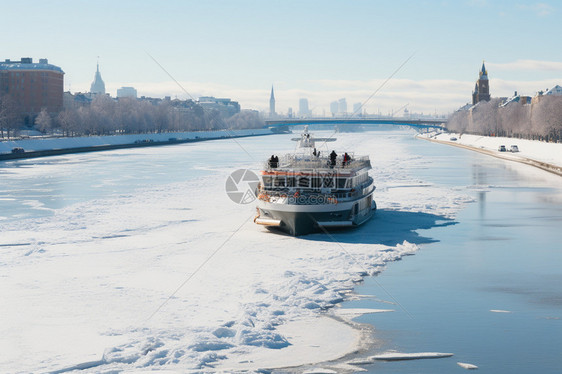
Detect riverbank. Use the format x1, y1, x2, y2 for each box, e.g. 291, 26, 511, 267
418, 132, 562, 177
0, 129, 273, 161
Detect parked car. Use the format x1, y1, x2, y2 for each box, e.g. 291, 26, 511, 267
450, 137, 457, 141
510, 145, 519, 152
498, 145, 507, 152
11, 147, 25, 154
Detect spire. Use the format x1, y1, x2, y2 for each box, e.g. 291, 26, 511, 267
90, 59, 106, 95
479, 60, 488, 79
474, 60, 490, 104
269, 85, 276, 117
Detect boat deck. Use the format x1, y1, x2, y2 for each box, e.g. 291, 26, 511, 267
264, 154, 371, 174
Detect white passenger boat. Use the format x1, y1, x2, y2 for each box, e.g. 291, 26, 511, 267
254, 127, 376, 236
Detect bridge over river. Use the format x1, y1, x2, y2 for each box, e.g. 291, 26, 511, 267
265, 117, 447, 131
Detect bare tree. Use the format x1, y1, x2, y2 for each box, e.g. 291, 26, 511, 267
57, 109, 79, 136
531, 96, 562, 141
447, 108, 469, 134
225, 110, 264, 129
448, 95, 562, 142
29, 94, 264, 138
35, 108, 52, 134
498, 101, 530, 137
0, 94, 18, 139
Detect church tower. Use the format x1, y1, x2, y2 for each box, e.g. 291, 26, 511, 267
90, 61, 106, 95
472, 61, 490, 105
269, 86, 276, 117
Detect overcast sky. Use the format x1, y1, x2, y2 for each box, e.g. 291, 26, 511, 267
3, 0, 562, 115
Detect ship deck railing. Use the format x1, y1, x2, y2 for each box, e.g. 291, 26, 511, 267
265, 155, 371, 172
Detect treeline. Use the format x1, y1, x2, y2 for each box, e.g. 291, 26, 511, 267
0, 94, 264, 138
447, 95, 562, 142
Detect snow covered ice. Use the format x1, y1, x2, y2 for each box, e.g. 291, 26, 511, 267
0, 131, 474, 373
457, 361, 479, 370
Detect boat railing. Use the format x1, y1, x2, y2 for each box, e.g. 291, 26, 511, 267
257, 177, 374, 205
265, 154, 371, 171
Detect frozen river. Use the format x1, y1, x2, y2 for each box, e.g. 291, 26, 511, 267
1, 129, 560, 373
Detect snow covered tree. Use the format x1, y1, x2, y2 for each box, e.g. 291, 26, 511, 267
447, 95, 562, 142
35, 108, 52, 134
531, 96, 562, 142
57, 110, 80, 137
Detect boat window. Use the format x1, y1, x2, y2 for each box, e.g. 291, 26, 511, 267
311, 177, 321, 188
356, 173, 368, 186
346, 179, 352, 188
322, 176, 334, 188
274, 177, 286, 187
337, 178, 347, 189
298, 177, 310, 188
286, 177, 296, 187
263, 176, 272, 187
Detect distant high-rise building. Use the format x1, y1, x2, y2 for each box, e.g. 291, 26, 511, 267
298, 98, 310, 117
0, 57, 64, 122
330, 101, 339, 117
117, 86, 137, 98
90, 62, 106, 95
269, 86, 276, 117
338, 98, 347, 115
353, 102, 362, 117
472, 61, 490, 105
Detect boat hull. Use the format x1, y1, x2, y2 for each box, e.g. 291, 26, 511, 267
255, 194, 375, 236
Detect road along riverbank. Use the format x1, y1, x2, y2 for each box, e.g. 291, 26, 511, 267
418, 132, 562, 177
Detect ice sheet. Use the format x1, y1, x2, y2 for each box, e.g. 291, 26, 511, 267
0, 131, 472, 372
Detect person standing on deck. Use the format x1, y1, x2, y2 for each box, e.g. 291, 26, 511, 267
330, 150, 337, 168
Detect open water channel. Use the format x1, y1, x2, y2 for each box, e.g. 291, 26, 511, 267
346, 134, 562, 373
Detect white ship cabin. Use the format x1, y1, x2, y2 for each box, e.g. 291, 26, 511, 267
257, 127, 374, 203
260, 153, 373, 201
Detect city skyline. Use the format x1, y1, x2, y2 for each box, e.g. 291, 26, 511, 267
3, 0, 562, 115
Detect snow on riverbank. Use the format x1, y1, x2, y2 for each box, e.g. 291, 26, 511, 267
420, 131, 562, 169
0, 129, 271, 154
0, 131, 473, 373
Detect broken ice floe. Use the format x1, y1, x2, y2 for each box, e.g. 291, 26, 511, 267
457, 361, 479, 369
372, 351, 453, 361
